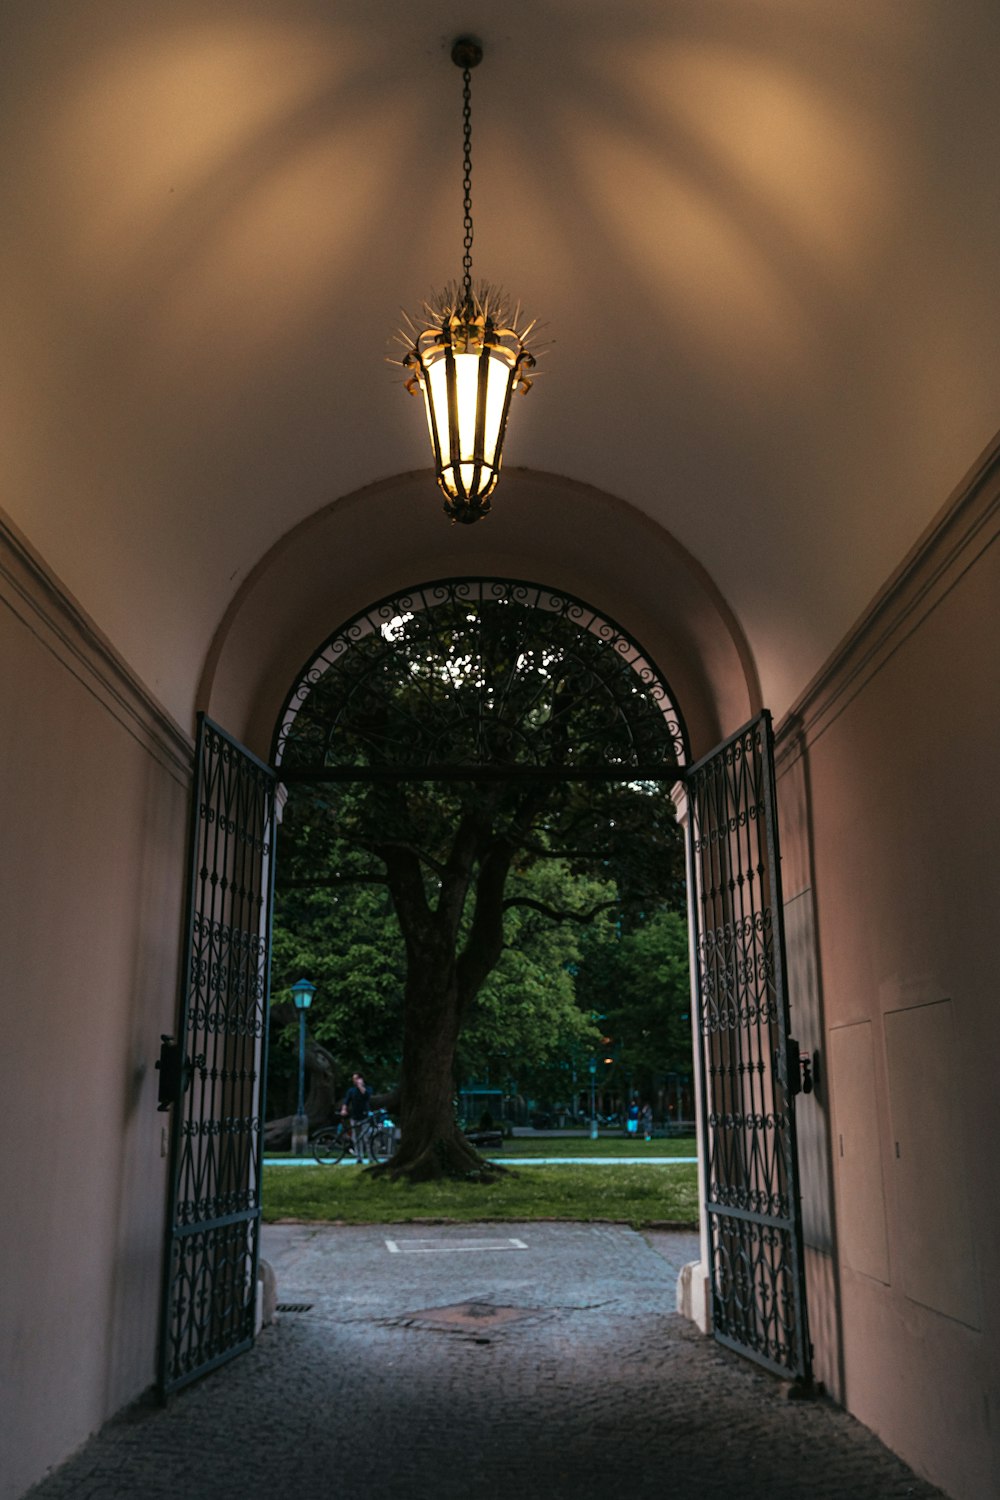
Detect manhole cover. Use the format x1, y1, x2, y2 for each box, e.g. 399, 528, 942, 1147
423, 1301, 530, 1328
391, 1300, 539, 1334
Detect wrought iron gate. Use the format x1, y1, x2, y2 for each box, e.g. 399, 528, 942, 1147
157, 715, 277, 1395
685, 711, 812, 1384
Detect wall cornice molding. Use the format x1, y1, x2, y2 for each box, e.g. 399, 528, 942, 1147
776, 433, 1000, 769
0, 511, 193, 783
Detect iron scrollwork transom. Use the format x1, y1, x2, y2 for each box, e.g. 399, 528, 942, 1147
272, 579, 688, 777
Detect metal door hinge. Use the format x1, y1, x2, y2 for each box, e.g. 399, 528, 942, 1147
155, 1036, 187, 1111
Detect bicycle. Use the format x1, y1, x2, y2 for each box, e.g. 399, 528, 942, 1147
312, 1109, 394, 1166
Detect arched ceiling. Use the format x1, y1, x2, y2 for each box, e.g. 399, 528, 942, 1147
1, 0, 997, 727
200, 470, 758, 762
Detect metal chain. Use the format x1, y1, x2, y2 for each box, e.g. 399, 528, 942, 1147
461, 65, 473, 301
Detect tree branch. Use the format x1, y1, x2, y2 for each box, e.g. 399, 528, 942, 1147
515, 845, 622, 860
375, 841, 448, 879
501, 896, 619, 924
455, 839, 516, 1008
436, 809, 490, 934
379, 844, 433, 929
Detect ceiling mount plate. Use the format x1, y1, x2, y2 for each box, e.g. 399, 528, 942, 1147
451, 36, 483, 69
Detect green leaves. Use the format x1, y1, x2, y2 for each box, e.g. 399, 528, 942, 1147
575, 908, 693, 1088
457, 861, 607, 1079
271, 878, 404, 1081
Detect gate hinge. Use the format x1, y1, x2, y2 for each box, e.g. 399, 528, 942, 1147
155, 1035, 188, 1111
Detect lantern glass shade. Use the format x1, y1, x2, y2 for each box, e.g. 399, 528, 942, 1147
421, 340, 515, 507
402, 299, 535, 524
290, 978, 316, 1011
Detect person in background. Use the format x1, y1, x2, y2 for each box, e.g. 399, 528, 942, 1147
342, 1071, 373, 1162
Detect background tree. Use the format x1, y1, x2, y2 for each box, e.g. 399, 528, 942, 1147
267, 874, 405, 1123
574, 907, 692, 1108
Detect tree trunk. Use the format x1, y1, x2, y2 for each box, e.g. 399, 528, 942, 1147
377, 963, 501, 1182
374, 810, 517, 1183
263, 1039, 339, 1148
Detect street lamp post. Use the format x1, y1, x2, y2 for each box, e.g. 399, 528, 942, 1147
290, 978, 316, 1157
589, 1056, 598, 1140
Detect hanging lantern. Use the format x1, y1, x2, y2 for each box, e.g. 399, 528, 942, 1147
397, 39, 538, 525
403, 285, 535, 523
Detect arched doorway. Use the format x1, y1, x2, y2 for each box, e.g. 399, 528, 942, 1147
159, 577, 812, 1394
271, 579, 688, 1180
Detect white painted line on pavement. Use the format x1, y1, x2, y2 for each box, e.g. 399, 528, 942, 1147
384, 1237, 528, 1254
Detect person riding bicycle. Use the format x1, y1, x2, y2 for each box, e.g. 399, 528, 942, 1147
341, 1071, 374, 1162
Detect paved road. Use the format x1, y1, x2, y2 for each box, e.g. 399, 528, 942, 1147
25, 1223, 944, 1500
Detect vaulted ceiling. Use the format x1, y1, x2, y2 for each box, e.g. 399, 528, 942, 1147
2, 0, 997, 725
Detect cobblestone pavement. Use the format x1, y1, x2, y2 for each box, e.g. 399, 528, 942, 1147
26, 1223, 945, 1500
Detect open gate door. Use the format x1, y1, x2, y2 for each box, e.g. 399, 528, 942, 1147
685, 711, 813, 1385
157, 715, 277, 1395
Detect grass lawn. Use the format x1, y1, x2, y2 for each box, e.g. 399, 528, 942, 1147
265, 1135, 696, 1162
496, 1135, 695, 1158
262, 1161, 699, 1229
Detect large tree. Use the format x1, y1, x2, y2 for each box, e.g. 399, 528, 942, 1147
268, 850, 609, 1119
275, 588, 686, 1180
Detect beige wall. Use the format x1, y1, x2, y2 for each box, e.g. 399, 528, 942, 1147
776, 464, 1000, 1499
0, 519, 191, 1500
